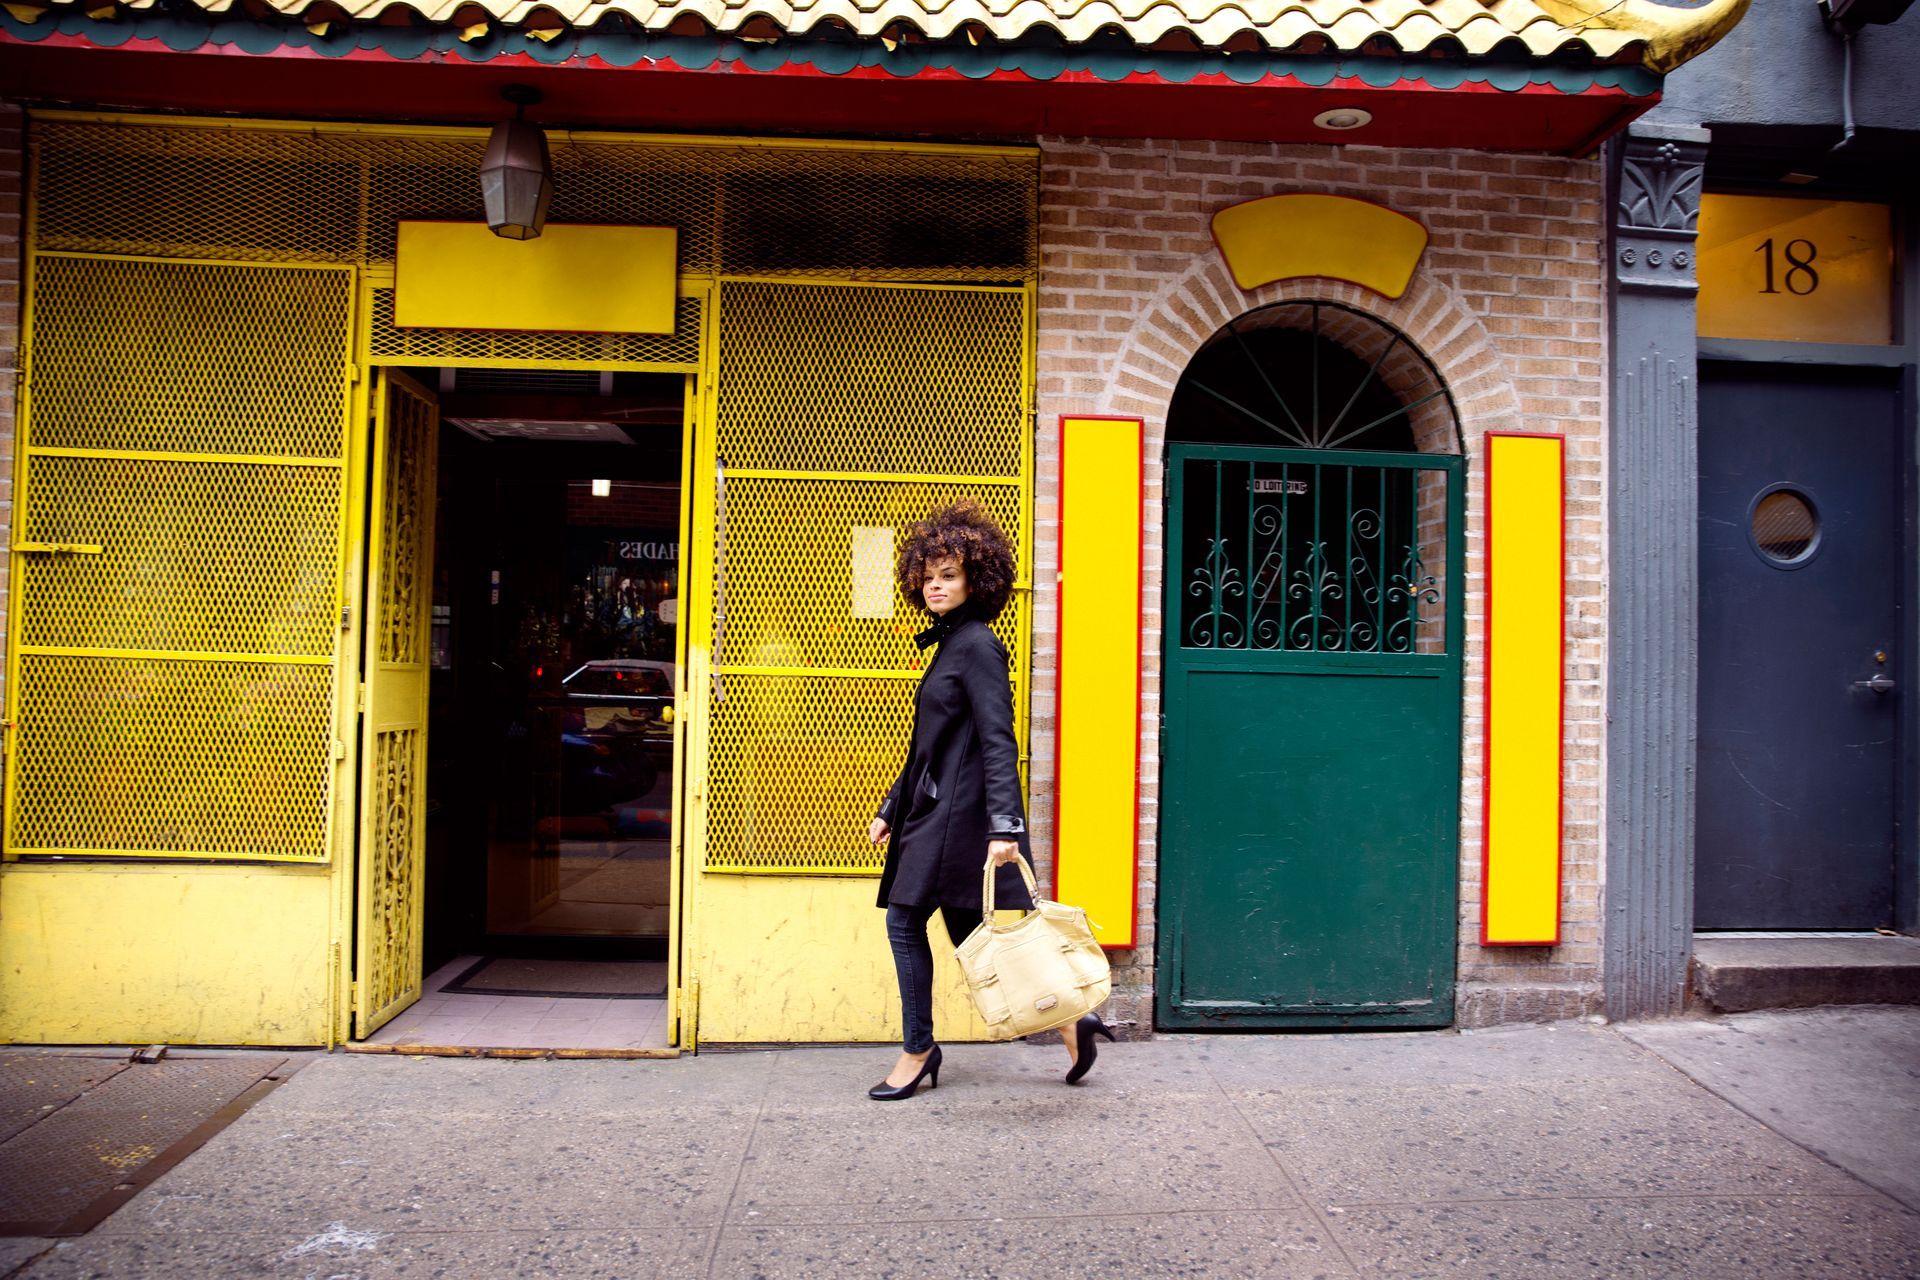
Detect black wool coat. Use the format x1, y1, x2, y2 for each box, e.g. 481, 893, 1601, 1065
875, 608, 1036, 912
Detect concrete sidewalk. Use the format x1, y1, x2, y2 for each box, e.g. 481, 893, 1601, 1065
4, 1012, 1918, 1279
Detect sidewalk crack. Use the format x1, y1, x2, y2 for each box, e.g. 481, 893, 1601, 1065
703, 1055, 777, 1278
1199, 1053, 1365, 1275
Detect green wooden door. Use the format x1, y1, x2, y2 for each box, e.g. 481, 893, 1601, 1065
1158, 445, 1464, 1029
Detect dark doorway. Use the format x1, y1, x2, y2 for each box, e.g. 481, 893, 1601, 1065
1696, 363, 1904, 929
422, 369, 687, 971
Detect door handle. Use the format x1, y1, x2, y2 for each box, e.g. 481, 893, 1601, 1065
1851, 673, 1895, 695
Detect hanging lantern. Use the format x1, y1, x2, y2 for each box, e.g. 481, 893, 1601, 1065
481, 85, 553, 240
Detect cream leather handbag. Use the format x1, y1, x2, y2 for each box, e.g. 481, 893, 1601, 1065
955, 857, 1111, 1041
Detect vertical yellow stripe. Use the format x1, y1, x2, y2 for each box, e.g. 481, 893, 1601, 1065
1055, 417, 1144, 945
1484, 434, 1564, 945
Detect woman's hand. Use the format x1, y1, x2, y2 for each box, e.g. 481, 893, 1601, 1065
868, 817, 891, 847
987, 839, 1020, 867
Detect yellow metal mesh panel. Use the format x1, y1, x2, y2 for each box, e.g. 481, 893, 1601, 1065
27, 255, 352, 457
19, 455, 342, 656
366, 288, 701, 370
704, 280, 1030, 875
706, 676, 911, 873
716, 282, 1026, 476
11, 256, 350, 862
714, 147, 1036, 282
32, 120, 1036, 282
10, 656, 334, 858
717, 477, 1024, 672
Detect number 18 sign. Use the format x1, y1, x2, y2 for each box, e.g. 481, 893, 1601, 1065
1697, 195, 1894, 346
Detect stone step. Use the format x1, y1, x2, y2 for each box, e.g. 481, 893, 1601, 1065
1692, 934, 1920, 1013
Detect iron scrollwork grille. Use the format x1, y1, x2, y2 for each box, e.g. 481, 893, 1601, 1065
1180, 455, 1448, 656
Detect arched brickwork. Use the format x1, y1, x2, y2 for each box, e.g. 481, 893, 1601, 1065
1101, 261, 1524, 453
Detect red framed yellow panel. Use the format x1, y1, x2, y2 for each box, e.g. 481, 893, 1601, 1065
1482, 432, 1565, 946
1053, 416, 1144, 948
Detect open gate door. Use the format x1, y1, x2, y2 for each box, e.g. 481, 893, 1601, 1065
353, 370, 441, 1037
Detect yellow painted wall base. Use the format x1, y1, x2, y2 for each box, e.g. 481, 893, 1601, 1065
691, 875, 994, 1042
0, 865, 333, 1045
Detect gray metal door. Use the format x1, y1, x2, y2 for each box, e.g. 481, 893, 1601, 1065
1697, 365, 1903, 929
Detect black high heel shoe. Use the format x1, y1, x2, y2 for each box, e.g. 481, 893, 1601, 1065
1064, 1013, 1116, 1085
868, 1044, 941, 1100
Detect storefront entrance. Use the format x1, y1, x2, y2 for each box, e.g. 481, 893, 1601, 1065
0, 113, 1037, 1048
353, 367, 691, 1046
1156, 306, 1464, 1029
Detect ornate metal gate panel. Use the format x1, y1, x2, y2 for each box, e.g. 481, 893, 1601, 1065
353, 370, 440, 1037
1159, 444, 1464, 1029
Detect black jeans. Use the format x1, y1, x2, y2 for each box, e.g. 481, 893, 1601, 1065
885, 902, 982, 1054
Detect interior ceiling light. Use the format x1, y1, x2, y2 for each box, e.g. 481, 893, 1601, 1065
1313, 108, 1373, 132
481, 84, 554, 240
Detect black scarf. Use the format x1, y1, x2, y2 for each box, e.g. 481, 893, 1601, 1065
914, 599, 976, 651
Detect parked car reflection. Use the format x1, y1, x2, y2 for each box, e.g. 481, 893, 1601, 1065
540, 660, 676, 817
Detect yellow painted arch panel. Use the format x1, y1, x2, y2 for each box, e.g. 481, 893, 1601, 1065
1482, 433, 1564, 947
1211, 194, 1429, 299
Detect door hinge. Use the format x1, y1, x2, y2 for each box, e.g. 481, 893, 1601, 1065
347, 362, 362, 384
349, 979, 361, 1015
339, 604, 351, 631
355, 682, 367, 712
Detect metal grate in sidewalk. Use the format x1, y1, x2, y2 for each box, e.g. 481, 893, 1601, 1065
0, 1054, 289, 1236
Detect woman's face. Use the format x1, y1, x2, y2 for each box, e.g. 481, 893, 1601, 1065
921, 556, 969, 616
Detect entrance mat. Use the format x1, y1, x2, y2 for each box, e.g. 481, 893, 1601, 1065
442, 957, 667, 999
0, 1053, 290, 1236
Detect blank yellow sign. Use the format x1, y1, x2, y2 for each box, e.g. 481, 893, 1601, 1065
1054, 416, 1143, 947
1483, 433, 1563, 946
395, 222, 678, 335
1211, 193, 1428, 298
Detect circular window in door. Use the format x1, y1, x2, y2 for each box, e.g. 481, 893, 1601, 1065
1747, 484, 1821, 568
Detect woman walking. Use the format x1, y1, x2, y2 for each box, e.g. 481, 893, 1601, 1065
865, 500, 1112, 1100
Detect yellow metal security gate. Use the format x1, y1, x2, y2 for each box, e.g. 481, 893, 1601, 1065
8, 111, 1037, 1047
353, 371, 440, 1036
683, 278, 1033, 1042
5, 255, 355, 863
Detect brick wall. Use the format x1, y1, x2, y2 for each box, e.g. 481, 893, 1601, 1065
1026, 137, 1608, 1030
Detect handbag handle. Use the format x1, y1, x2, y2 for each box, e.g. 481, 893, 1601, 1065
981, 851, 1041, 917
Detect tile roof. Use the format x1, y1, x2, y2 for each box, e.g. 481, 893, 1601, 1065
8, 0, 1751, 72
68, 0, 1644, 56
